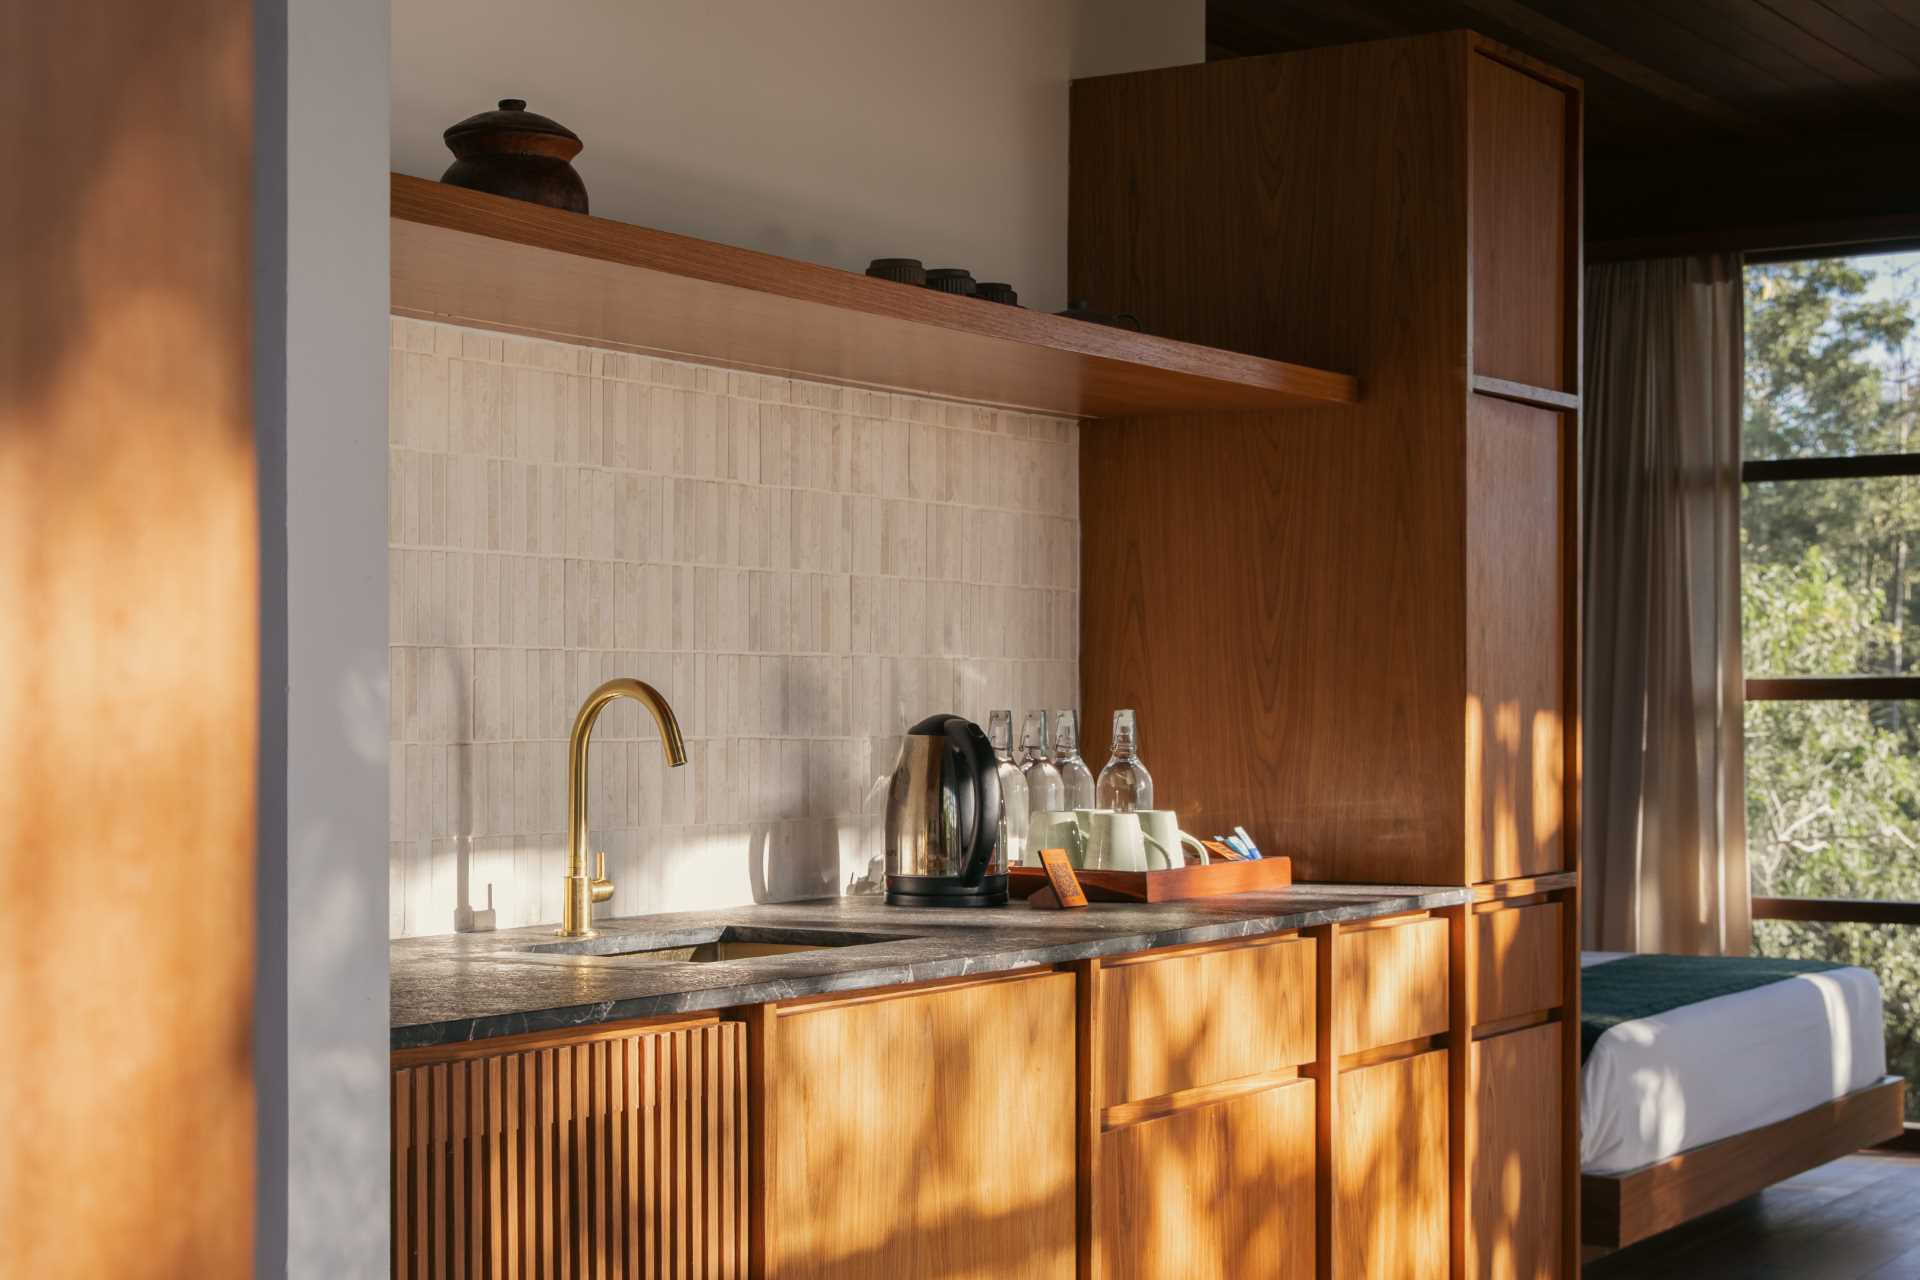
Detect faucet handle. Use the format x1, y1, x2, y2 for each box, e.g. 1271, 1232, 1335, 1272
590, 849, 615, 904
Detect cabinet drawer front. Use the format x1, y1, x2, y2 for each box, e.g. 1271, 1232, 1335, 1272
1335, 916, 1449, 1055
770, 971, 1077, 1279
1339, 1049, 1450, 1280
1470, 51, 1574, 391
1098, 1079, 1316, 1279
1470, 1023, 1564, 1278
1475, 901, 1564, 1026
1098, 935, 1315, 1107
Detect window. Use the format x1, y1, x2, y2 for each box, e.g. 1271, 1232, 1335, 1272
1741, 249, 1920, 1120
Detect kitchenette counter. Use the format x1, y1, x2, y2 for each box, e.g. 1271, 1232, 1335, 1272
390, 883, 1473, 1049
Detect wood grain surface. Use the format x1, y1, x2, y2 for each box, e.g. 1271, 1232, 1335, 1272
1474, 901, 1565, 1026
1582, 1076, 1906, 1251
391, 175, 1357, 420
392, 1020, 748, 1278
1466, 394, 1569, 883
1072, 37, 1473, 885
1335, 915, 1451, 1057
1006, 854, 1293, 902
1096, 935, 1316, 1107
1096, 1078, 1316, 1278
0, 5, 257, 1277
1471, 1024, 1564, 1278
765, 971, 1077, 1279
1469, 52, 1575, 391
1338, 1049, 1451, 1280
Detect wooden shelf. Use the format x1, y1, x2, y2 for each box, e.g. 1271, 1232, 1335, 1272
1470, 374, 1580, 412
390, 174, 1358, 419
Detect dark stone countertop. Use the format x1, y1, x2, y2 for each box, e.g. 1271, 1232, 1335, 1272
390, 884, 1474, 1051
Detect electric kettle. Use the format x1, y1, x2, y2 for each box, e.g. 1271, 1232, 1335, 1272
884, 713, 1007, 907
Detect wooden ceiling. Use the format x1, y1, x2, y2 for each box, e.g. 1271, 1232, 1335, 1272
1207, 0, 1920, 247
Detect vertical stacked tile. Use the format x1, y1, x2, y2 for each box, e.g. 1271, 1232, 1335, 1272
389, 318, 1080, 938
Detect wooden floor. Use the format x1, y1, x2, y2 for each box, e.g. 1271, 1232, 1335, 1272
1583, 1153, 1920, 1279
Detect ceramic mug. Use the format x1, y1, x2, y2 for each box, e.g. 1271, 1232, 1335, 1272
1085, 810, 1175, 872
1031, 809, 1090, 867
1136, 810, 1211, 866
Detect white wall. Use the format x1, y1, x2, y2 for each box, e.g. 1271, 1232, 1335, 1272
392, 0, 1203, 315
256, 0, 391, 1273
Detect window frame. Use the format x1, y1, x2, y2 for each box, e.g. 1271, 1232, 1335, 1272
1739, 246, 1920, 1145
1739, 271, 1920, 920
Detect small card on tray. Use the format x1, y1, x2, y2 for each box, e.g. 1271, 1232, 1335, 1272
1029, 847, 1089, 909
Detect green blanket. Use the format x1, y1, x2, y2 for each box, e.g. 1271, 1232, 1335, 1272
1580, 953, 1846, 1062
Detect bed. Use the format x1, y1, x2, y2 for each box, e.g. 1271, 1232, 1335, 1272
1579, 950, 1906, 1250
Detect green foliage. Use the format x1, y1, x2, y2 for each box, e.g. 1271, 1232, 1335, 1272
1741, 253, 1920, 1117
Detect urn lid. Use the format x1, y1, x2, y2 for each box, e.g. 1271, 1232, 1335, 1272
443, 99, 583, 160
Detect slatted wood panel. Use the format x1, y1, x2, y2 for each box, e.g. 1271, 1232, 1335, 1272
393, 1021, 747, 1279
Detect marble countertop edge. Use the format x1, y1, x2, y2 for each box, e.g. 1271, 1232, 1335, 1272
391, 884, 1475, 1051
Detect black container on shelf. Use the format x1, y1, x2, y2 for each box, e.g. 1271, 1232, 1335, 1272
1056, 299, 1142, 331
975, 282, 1019, 306
925, 268, 978, 296
866, 257, 927, 286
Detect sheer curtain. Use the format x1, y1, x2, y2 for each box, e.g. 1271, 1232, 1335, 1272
1583, 254, 1751, 955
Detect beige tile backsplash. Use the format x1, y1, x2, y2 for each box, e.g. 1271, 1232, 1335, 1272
388, 318, 1080, 938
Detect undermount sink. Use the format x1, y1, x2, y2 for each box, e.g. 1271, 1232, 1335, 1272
517, 925, 916, 963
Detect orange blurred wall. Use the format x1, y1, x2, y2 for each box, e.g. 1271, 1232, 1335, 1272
0, 3, 257, 1275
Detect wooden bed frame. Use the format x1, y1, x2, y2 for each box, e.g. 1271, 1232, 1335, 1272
1581, 1075, 1906, 1251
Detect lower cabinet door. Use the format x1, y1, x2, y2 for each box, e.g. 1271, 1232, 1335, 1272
1338, 1049, 1449, 1280
392, 1018, 749, 1279
766, 970, 1078, 1279
1097, 1078, 1316, 1279
1470, 1023, 1564, 1279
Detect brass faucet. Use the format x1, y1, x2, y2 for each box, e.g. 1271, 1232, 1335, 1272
558, 677, 687, 938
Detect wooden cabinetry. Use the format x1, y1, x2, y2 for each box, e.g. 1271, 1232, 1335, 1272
759, 971, 1077, 1280
1475, 902, 1565, 1028
1071, 30, 1582, 1277
391, 1017, 748, 1279
1082, 936, 1321, 1280
1471, 1025, 1565, 1280
1097, 1078, 1316, 1279
1335, 917, 1450, 1056
1339, 1051, 1450, 1280
1095, 935, 1316, 1106
391, 917, 1482, 1279
1469, 52, 1577, 393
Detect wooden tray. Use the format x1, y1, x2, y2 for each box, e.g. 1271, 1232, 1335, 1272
1008, 855, 1293, 904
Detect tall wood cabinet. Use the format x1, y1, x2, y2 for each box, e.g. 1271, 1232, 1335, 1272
1070, 31, 1582, 1278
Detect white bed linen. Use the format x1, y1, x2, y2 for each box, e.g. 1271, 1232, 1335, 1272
1579, 951, 1887, 1175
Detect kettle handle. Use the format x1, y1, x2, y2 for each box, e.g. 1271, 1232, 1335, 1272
942, 717, 1002, 886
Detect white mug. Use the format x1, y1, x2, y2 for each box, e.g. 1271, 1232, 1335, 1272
1136, 810, 1210, 866
1085, 810, 1175, 872
1031, 810, 1090, 867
